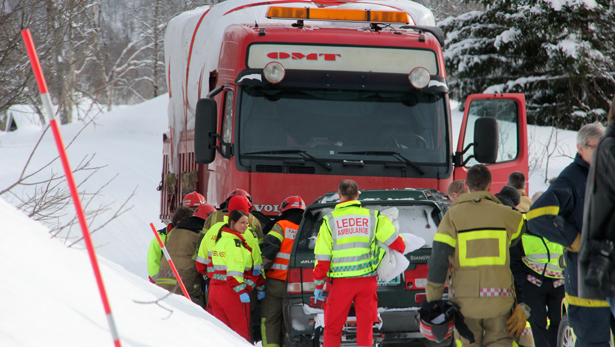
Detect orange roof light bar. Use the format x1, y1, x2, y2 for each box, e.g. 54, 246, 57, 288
266, 6, 410, 24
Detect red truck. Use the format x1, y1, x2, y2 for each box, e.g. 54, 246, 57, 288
160, 0, 528, 221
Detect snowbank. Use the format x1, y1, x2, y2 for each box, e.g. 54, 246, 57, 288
0, 198, 252, 346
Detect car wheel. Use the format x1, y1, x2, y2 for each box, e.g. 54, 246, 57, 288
557, 314, 575, 347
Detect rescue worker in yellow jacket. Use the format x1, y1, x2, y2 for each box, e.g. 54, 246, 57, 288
196, 196, 264, 314
426, 165, 528, 347
208, 209, 266, 341
261, 196, 306, 347
203, 189, 264, 247
313, 179, 406, 347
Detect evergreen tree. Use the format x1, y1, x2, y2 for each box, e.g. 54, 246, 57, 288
441, 0, 615, 129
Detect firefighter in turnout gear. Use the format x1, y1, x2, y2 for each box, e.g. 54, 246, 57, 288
313, 180, 406, 347
425, 165, 528, 347
527, 123, 610, 347
147, 207, 193, 283
156, 204, 214, 309
203, 189, 264, 247
260, 196, 306, 347
208, 209, 266, 341
147, 192, 207, 283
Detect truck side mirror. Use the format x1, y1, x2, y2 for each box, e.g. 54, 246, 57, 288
473, 117, 498, 164
195, 98, 217, 164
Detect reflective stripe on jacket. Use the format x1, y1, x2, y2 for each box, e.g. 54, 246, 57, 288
314, 200, 399, 280
210, 228, 265, 294
267, 220, 299, 281
521, 234, 564, 279
197, 218, 263, 279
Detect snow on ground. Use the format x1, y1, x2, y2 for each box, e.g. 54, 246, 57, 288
0, 95, 581, 346
0, 198, 252, 347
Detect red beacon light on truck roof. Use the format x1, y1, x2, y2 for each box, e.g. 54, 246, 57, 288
266, 6, 410, 24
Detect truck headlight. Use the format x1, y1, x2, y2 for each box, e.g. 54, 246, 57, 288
263, 62, 285, 84
409, 67, 430, 89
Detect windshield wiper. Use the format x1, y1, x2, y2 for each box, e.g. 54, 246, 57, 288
338, 151, 425, 175
242, 150, 332, 171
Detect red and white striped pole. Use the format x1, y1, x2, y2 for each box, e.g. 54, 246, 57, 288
149, 223, 192, 300
21, 29, 122, 347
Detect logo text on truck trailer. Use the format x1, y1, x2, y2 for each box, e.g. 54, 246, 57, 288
248, 44, 437, 74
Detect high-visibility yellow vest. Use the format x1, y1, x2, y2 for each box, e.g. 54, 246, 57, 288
521, 234, 564, 279
314, 200, 398, 278
267, 220, 299, 281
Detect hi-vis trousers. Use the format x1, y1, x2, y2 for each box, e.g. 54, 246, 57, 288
209, 283, 251, 341
324, 276, 378, 347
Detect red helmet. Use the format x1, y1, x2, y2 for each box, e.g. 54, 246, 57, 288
182, 192, 206, 208
280, 196, 306, 212
418, 301, 456, 343
193, 203, 216, 220
227, 189, 252, 206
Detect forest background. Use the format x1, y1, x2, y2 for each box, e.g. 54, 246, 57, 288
1, 0, 613, 129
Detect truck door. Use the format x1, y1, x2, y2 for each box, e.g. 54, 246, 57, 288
454, 93, 528, 192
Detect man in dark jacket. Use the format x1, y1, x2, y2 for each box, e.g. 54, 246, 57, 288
579, 96, 615, 318
527, 122, 608, 346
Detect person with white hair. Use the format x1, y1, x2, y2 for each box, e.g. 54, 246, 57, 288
527, 122, 608, 347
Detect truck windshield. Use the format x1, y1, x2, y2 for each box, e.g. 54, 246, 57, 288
238, 87, 448, 165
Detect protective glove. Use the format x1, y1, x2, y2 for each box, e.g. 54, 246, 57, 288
566, 233, 582, 252
257, 291, 266, 300
239, 292, 251, 303
253, 268, 262, 276
506, 303, 530, 339
313, 289, 324, 303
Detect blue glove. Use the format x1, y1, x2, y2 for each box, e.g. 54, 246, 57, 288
205, 285, 208, 293
257, 291, 266, 300
253, 268, 262, 276
239, 292, 250, 303
313, 289, 324, 303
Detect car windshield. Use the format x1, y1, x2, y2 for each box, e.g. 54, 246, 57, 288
295, 204, 440, 252
238, 87, 448, 165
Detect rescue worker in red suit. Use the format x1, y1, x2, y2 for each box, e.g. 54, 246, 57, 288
261, 196, 306, 347
313, 179, 406, 347
208, 209, 266, 341
196, 196, 264, 332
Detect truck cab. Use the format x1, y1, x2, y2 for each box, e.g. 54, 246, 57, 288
161, 1, 527, 221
